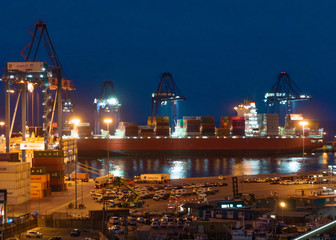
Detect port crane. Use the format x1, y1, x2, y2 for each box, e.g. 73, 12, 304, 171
93, 81, 121, 134
1, 21, 75, 158
152, 72, 186, 130
264, 72, 311, 114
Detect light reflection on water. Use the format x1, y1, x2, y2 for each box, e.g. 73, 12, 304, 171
79, 153, 336, 179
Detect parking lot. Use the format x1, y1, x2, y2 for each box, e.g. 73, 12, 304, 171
9, 172, 327, 220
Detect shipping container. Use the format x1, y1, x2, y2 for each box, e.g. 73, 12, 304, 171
7, 196, 28, 205
31, 182, 48, 191
34, 150, 65, 158
0, 153, 19, 162
30, 190, 44, 198
50, 178, 65, 185
31, 174, 49, 183
31, 167, 47, 175
0, 179, 29, 189
32, 158, 64, 165
6, 187, 27, 198
50, 184, 65, 192
0, 173, 21, 181
71, 172, 89, 180
231, 129, 245, 136
48, 171, 65, 179
33, 164, 64, 172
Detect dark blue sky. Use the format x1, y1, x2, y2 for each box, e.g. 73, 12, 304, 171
1, 1, 336, 137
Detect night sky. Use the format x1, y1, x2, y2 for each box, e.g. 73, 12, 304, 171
1, 1, 335, 138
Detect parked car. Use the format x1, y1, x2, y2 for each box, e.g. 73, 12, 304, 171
161, 221, 167, 228
70, 229, 80, 237
109, 216, 120, 225
136, 217, 144, 223
128, 217, 137, 226
168, 221, 175, 228
151, 221, 159, 228
107, 200, 116, 207
26, 231, 43, 238
109, 225, 124, 234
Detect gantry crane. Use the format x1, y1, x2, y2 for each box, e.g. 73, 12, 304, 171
152, 72, 186, 129
94, 81, 121, 134
1, 21, 75, 158
265, 72, 311, 114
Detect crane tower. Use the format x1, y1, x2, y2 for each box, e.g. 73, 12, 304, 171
94, 81, 121, 135
1, 21, 75, 157
152, 72, 186, 130
265, 72, 311, 115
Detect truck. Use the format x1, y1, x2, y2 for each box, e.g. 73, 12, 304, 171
94, 175, 109, 188
136, 174, 170, 183
71, 173, 89, 181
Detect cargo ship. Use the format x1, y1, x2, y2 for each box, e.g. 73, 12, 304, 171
77, 137, 324, 157
77, 102, 325, 157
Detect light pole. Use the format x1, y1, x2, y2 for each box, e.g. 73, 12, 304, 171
70, 118, 80, 209
104, 118, 112, 183
299, 121, 308, 177
280, 201, 286, 222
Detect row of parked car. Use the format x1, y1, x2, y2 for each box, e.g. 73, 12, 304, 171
108, 214, 203, 232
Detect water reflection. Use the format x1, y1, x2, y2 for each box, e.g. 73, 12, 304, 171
78, 153, 336, 179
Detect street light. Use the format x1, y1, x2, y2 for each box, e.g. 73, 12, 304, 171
299, 121, 308, 176
280, 201, 286, 222
104, 118, 112, 183
70, 118, 80, 209
0, 121, 4, 136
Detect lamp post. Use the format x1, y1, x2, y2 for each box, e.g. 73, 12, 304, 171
70, 118, 80, 209
104, 118, 112, 183
280, 201, 286, 222
299, 121, 308, 177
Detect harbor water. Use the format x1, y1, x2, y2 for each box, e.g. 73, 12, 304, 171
79, 152, 336, 179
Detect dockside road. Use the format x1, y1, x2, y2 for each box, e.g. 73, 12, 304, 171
8, 171, 323, 217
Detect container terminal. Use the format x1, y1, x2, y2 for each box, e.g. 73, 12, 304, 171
0, 21, 334, 239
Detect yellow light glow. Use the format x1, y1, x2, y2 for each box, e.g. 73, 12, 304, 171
280, 202, 286, 208
104, 118, 112, 124
27, 83, 34, 92
0, 122, 4, 126
70, 119, 80, 125
299, 121, 308, 127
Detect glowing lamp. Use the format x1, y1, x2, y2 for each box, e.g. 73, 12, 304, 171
104, 118, 112, 124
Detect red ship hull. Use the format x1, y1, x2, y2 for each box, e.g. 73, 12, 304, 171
77, 137, 324, 157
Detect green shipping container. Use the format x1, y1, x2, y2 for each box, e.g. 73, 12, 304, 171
48, 171, 65, 179
34, 151, 65, 158
31, 167, 47, 175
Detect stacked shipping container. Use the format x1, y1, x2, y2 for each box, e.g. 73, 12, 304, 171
33, 151, 65, 192
0, 162, 30, 205
118, 122, 139, 137
148, 116, 170, 136
183, 117, 200, 136
198, 116, 215, 136
217, 117, 231, 136
62, 138, 77, 164
231, 117, 245, 136
258, 113, 279, 136
138, 126, 155, 137
30, 167, 51, 198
